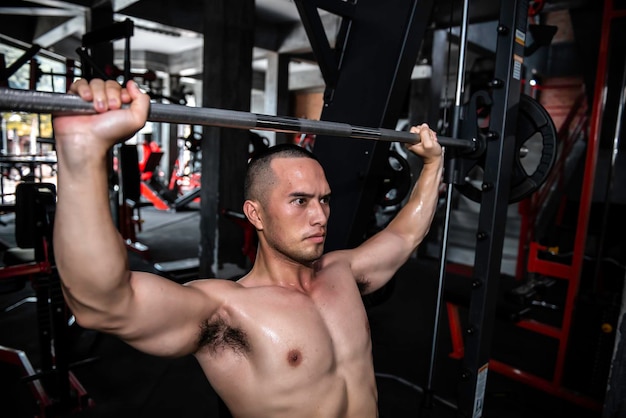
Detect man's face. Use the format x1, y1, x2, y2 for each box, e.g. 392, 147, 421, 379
260, 157, 331, 264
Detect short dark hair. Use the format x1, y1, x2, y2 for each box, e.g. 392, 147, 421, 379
244, 143, 319, 202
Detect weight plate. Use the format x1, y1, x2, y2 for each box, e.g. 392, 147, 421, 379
379, 150, 412, 207
456, 94, 557, 204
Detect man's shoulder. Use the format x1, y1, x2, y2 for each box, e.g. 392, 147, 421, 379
184, 277, 244, 295
313, 250, 360, 282
317, 249, 351, 268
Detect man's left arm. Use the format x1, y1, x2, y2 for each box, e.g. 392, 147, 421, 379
349, 124, 443, 294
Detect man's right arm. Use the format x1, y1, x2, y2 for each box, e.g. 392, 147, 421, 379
342, 124, 443, 294
53, 79, 228, 357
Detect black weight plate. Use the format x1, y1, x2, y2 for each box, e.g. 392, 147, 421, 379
509, 94, 557, 202
456, 94, 557, 204
379, 150, 412, 207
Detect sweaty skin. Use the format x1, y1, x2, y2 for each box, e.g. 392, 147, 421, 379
53, 79, 443, 418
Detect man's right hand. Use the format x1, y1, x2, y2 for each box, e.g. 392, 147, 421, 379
406, 123, 443, 167
53, 79, 150, 164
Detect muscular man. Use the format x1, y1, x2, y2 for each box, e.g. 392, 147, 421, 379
53, 79, 443, 418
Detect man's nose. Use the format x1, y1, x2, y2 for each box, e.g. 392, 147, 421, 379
309, 201, 329, 226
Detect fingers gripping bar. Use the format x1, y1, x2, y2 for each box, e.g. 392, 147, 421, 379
0, 88, 475, 151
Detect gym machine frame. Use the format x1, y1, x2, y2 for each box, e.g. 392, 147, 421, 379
443, 0, 619, 415
438, 0, 529, 416
0, 183, 92, 417
506, 0, 620, 409
446, 0, 621, 413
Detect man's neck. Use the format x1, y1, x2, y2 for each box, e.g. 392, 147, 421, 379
242, 251, 319, 293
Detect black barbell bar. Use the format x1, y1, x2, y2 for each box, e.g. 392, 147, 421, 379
0, 87, 476, 151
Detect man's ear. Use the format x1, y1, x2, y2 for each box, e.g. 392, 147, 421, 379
243, 199, 263, 230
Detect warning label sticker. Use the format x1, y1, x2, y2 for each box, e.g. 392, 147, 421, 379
513, 55, 524, 80
472, 363, 489, 418
515, 29, 526, 46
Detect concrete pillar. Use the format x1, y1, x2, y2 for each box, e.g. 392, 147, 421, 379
264, 51, 291, 145
199, 0, 255, 277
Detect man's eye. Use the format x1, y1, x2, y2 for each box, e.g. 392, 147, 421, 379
294, 198, 306, 205
321, 197, 330, 205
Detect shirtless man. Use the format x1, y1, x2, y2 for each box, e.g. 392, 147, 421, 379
53, 78, 443, 418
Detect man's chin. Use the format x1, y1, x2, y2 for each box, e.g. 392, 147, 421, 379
298, 249, 324, 264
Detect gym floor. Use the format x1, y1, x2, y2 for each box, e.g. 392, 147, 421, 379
0, 205, 604, 418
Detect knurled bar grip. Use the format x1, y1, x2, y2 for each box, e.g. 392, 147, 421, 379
0, 87, 475, 151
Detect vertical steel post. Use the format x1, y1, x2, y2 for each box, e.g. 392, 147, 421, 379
456, 0, 528, 416
421, 0, 471, 415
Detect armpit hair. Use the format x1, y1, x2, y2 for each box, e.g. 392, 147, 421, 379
356, 275, 371, 294
198, 317, 251, 355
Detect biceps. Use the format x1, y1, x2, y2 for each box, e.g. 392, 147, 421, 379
352, 232, 413, 292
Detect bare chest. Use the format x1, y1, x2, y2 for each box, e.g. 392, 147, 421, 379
197, 280, 371, 375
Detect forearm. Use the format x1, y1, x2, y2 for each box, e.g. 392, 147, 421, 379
387, 159, 443, 247
54, 142, 132, 320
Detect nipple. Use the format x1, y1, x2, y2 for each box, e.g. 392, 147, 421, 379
287, 349, 303, 367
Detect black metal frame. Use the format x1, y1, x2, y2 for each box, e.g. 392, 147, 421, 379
455, 0, 528, 416
294, 0, 436, 251
292, 0, 355, 94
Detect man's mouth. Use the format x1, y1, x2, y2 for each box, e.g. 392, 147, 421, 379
306, 233, 325, 243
